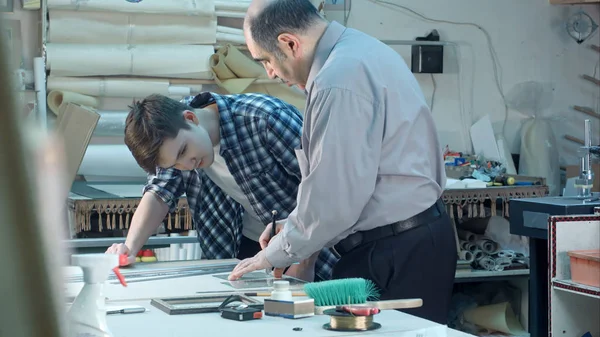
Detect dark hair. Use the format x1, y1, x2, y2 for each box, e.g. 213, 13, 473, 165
248, 0, 322, 58
124, 94, 192, 175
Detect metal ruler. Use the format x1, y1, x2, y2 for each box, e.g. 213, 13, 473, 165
64, 262, 238, 284
110, 267, 235, 284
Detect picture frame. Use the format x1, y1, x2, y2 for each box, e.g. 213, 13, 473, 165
0, 0, 14, 13
150, 294, 263, 315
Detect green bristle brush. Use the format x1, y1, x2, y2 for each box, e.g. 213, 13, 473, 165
303, 278, 423, 315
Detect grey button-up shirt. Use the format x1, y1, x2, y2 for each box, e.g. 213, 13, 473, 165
266, 21, 446, 268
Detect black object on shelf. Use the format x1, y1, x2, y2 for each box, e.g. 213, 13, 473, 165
411, 30, 443, 74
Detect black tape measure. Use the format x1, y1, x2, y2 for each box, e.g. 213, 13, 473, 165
220, 307, 263, 321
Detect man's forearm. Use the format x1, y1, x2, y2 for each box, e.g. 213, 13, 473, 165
124, 192, 169, 255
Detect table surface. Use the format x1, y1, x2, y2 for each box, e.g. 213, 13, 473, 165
63, 260, 475, 337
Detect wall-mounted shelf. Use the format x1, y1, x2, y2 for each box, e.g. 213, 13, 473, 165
455, 269, 530, 283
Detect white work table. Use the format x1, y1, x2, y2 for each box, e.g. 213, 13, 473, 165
64, 259, 475, 337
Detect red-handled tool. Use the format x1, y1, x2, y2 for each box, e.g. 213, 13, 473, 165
112, 254, 128, 287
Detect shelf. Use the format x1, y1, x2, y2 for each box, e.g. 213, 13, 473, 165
552, 279, 600, 299
455, 268, 529, 282
64, 236, 198, 248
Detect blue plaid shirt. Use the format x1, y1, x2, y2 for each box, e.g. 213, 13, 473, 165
144, 93, 338, 281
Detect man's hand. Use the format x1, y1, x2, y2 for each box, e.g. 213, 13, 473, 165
105, 243, 136, 266
258, 219, 286, 277
259, 219, 285, 249
229, 250, 283, 280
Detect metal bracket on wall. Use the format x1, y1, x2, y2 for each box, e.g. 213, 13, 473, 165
324, 0, 345, 11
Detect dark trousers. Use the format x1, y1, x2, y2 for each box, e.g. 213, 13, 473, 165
331, 212, 457, 324
236, 235, 262, 260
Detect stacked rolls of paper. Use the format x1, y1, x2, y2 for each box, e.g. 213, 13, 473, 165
48, 10, 217, 45
47, 0, 215, 16
216, 26, 245, 45
46, 44, 214, 79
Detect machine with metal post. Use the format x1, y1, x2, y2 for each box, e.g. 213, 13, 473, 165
574, 119, 599, 201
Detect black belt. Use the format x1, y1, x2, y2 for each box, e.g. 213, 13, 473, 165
332, 198, 446, 257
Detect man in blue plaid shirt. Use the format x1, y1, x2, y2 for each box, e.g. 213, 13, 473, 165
106, 92, 338, 282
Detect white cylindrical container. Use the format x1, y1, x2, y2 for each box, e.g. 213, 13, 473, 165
270, 280, 293, 301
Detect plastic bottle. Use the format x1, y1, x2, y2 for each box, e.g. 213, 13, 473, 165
271, 280, 293, 301
67, 254, 120, 337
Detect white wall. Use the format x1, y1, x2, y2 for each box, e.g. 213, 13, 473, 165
326, 0, 600, 167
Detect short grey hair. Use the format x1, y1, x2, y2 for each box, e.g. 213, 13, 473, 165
247, 0, 322, 59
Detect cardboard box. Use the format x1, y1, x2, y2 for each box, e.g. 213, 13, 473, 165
55, 102, 100, 190
565, 163, 600, 193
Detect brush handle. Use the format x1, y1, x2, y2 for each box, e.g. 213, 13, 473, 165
314, 298, 422, 315
250, 292, 306, 297
365, 298, 422, 310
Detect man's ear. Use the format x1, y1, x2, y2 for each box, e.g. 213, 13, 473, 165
277, 33, 302, 57
182, 110, 199, 125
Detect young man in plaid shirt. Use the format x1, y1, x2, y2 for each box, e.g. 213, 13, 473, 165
106, 92, 338, 281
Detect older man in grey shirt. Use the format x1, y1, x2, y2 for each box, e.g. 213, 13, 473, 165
229, 0, 457, 324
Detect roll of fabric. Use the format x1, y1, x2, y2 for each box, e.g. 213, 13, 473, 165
94, 111, 128, 137
475, 236, 500, 255
478, 256, 497, 271
209, 44, 306, 111
458, 250, 474, 263
168, 86, 192, 96
472, 249, 484, 262
460, 240, 475, 252
494, 257, 513, 270
215, 10, 246, 18
46, 44, 215, 79
214, 1, 250, 12
48, 10, 217, 45
47, 76, 171, 98
457, 229, 476, 242
217, 25, 244, 36
496, 250, 516, 259
47, 0, 215, 17
47, 90, 99, 115
217, 32, 246, 45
